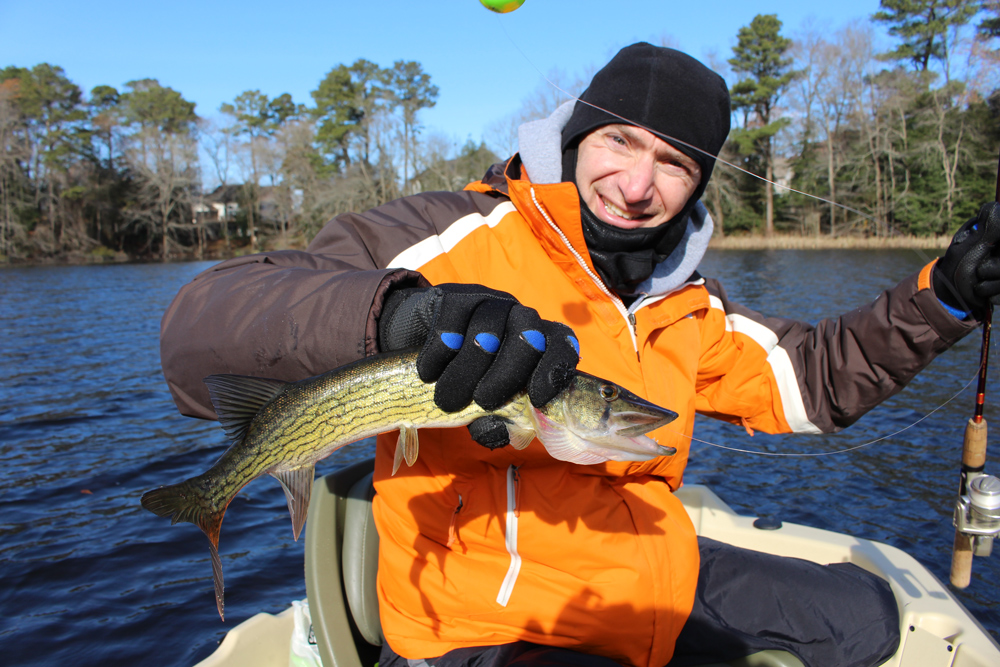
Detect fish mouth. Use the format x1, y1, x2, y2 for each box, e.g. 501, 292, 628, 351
612, 390, 678, 438
615, 408, 678, 438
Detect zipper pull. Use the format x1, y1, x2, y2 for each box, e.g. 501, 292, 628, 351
628, 311, 639, 361
512, 466, 521, 518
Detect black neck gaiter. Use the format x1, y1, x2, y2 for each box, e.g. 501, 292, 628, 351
563, 147, 688, 294
579, 200, 688, 294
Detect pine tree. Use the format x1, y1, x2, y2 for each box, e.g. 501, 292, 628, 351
728, 14, 796, 236
872, 0, 978, 73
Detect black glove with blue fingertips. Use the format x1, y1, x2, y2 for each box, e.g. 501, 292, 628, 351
934, 202, 1000, 320
378, 283, 581, 448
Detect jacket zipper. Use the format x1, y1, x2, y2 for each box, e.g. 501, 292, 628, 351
496, 465, 521, 607
530, 187, 639, 354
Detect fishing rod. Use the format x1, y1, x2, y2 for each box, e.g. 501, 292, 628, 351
949, 148, 1000, 589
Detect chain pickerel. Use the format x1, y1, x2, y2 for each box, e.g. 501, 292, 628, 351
140, 349, 677, 619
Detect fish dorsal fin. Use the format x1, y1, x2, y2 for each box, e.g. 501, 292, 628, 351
270, 465, 315, 541
392, 425, 420, 476
532, 408, 608, 465
204, 374, 288, 445
506, 423, 536, 451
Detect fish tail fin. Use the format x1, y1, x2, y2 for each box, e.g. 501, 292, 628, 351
141, 479, 228, 620
207, 531, 225, 621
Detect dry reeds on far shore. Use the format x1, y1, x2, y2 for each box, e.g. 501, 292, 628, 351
708, 233, 951, 250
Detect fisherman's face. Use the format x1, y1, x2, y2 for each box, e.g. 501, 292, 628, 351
575, 124, 701, 229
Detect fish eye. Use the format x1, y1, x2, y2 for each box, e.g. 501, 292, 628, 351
599, 384, 619, 401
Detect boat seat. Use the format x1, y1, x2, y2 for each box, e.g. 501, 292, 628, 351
696, 652, 803, 667
305, 458, 382, 667
305, 457, 802, 667
342, 470, 382, 646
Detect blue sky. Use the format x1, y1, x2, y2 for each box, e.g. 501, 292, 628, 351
1, 0, 888, 148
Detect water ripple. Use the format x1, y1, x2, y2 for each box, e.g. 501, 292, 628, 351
1, 253, 997, 666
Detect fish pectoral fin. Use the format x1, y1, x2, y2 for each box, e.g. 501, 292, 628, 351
270, 465, 315, 541
392, 425, 420, 475
506, 424, 536, 450
204, 374, 288, 446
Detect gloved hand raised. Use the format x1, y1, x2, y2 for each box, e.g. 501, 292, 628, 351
933, 202, 1000, 319
377, 283, 580, 448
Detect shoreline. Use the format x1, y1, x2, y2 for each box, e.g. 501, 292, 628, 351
708, 233, 950, 250
2, 234, 952, 268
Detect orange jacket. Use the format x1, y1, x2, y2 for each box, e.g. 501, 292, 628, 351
160, 158, 973, 666
372, 160, 707, 667
364, 158, 971, 666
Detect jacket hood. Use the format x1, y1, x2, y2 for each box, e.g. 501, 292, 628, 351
515, 101, 714, 298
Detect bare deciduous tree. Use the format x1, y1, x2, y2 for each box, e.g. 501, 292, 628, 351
124, 127, 199, 260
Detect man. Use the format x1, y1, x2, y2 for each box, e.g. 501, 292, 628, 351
160, 43, 1000, 667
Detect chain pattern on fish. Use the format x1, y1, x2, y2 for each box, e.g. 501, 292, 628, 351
141, 349, 676, 620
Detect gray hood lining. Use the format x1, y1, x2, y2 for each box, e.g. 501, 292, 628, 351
517, 102, 714, 298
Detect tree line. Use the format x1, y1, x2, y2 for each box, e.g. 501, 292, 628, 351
2, 1, 999, 263
0, 59, 498, 262
490, 1, 1000, 240
713, 0, 1000, 238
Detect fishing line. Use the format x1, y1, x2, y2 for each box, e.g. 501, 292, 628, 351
668, 371, 981, 457
494, 17, 892, 230
493, 17, 993, 455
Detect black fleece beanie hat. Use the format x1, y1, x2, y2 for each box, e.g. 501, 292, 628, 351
561, 42, 731, 206
558, 43, 731, 294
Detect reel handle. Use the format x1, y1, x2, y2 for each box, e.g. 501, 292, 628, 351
950, 416, 988, 588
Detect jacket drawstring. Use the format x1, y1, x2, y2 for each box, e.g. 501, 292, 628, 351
496, 465, 522, 607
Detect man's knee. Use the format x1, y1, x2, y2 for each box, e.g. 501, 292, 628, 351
824, 563, 900, 666
683, 538, 900, 667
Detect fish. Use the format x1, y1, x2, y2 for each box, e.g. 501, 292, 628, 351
140, 349, 677, 619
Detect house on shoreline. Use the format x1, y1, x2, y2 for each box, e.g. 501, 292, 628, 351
192, 185, 241, 226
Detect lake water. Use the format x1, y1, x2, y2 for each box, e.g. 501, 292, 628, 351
0, 250, 997, 666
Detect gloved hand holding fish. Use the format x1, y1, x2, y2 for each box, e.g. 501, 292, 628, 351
141, 291, 677, 619
378, 282, 586, 449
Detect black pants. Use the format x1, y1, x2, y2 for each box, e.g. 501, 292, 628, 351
378, 538, 901, 667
